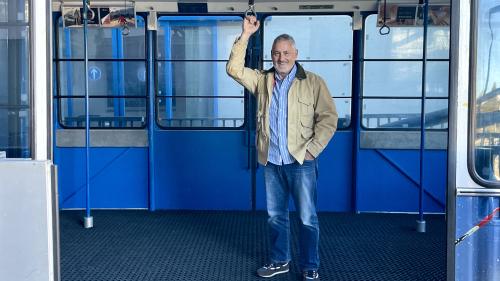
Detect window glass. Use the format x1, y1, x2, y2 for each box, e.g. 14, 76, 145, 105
157, 61, 241, 97
0, 0, 6, 22
0, 12, 30, 157
55, 16, 147, 129
472, 1, 500, 182
363, 61, 448, 97
0, 0, 28, 23
58, 61, 147, 96
158, 97, 244, 128
57, 16, 145, 59
364, 14, 449, 59
364, 61, 423, 97
263, 15, 353, 60
362, 13, 450, 132
58, 97, 146, 128
334, 98, 352, 128
156, 16, 244, 128
157, 17, 241, 60
362, 99, 447, 129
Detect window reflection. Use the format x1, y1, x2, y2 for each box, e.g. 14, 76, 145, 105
473, 2, 500, 182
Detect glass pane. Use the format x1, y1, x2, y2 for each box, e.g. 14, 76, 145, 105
157, 16, 242, 60
364, 14, 450, 59
58, 61, 147, 96
364, 61, 423, 97
426, 61, 449, 97
364, 61, 449, 98
426, 98, 448, 129
0, 0, 6, 22
157, 97, 244, 128
0, 107, 30, 157
473, 0, 500, 182
157, 61, 243, 97
333, 97, 352, 129
363, 99, 421, 128
58, 97, 146, 128
0, 0, 28, 23
0, 29, 7, 103
263, 15, 353, 60
57, 16, 145, 59
0, 26, 30, 158
264, 61, 352, 97
362, 98, 447, 129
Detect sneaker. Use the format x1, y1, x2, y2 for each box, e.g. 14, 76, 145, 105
303, 270, 319, 280
256, 262, 290, 278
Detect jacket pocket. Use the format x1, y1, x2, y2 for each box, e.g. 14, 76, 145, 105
300, 118, 314, 139
298, 94, 314, 116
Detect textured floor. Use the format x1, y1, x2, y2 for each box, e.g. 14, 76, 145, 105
60, 211, 446, 281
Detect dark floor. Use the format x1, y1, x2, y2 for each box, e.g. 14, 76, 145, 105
60, 211, 446, 281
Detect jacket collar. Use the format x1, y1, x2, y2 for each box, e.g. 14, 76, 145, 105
264, 62, 306, 80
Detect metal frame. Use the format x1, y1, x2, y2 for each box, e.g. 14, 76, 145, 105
467, 0, 500, 188
52, 15, 148, 130
31, 0, 53, 160
154, 14, 247, 131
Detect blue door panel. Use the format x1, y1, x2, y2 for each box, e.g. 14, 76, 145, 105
255, 132, 353, 212
54, 147, 149, 209
154, 131, 251, 210
357, 149, 447, 212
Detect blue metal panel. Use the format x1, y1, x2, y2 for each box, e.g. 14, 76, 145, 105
55, 147, 148, 209
357, 149, 447, 212
255, 132, 354, 212
154, 131, 251, 210
456, 196, 500, 281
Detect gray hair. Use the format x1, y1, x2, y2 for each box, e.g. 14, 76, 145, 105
272, 34, 296, 49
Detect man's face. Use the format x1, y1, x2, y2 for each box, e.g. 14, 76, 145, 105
271, 40, 298, 78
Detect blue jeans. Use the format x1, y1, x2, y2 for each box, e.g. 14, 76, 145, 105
264, 159, 319, 271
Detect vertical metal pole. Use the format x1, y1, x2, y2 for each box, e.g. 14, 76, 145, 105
147, 27, 156, 211
417, 0, 430, 233
82, 0, 93, 228
352, 23, 362, 213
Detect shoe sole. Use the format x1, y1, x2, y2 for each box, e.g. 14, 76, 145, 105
257, 268, 290, 278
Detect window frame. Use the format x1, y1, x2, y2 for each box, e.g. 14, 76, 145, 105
0, 0, 31, 158
154, 14, 247, 130
53, 14, 148, 130
360, 13, 450, 131
467, 0, 500, 188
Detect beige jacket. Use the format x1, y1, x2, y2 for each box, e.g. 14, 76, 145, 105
226, 37, 338, 165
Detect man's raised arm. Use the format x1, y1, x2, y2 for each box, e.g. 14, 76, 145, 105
226, 16, 262, 95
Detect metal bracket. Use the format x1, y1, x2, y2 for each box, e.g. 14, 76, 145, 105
147, 10, 158, 31
353, 11, 362, 30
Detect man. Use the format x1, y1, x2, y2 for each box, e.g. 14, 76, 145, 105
226, 16, 338, 281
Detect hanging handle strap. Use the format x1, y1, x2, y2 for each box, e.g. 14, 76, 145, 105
83, 1, 96, 21
379, 24, 390, 35
379, 0, 390, 35
245, 0, 256, 17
